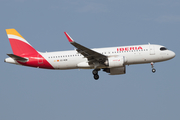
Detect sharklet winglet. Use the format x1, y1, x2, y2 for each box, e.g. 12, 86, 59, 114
64, 32, 74, 43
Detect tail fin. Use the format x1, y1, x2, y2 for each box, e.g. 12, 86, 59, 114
6, 29, 38, 56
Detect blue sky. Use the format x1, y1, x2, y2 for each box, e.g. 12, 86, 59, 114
0, 0, 180, 120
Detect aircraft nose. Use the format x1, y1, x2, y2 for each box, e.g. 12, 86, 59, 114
172, 51, 176, 58
170, 51, 176, 59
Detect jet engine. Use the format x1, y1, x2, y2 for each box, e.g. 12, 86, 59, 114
103, 56, 126, 75
105, 56, 125, 68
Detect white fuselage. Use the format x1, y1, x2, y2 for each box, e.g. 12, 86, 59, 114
40, 44, 175, 69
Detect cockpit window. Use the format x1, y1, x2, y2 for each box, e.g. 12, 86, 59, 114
160, 47, 167, 51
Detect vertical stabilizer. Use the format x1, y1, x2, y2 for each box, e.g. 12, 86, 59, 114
6, 29, 37, 56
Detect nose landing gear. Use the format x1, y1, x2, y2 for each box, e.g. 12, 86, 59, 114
92, 69, 100, 80
151, 62, 156, 73
152, 68, 156, 73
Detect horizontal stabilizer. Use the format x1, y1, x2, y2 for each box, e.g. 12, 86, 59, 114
7, 54, 28, 62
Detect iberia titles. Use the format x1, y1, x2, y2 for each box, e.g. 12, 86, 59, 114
117, 46, 143, 51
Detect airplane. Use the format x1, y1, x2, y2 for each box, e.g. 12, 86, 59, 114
4, 28, 175, 80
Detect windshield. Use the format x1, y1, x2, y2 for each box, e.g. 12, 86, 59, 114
160, 47, 167, 51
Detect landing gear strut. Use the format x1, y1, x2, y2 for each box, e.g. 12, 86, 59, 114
151, 62, 156, 73
92, 69, 100, 80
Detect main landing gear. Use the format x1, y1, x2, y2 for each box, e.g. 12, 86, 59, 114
151, 62, 156, 73
92, 69, 100, 80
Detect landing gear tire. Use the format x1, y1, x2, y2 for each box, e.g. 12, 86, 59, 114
92, 69, 100, 80
152, 68, 156, 73
151, 62, 156, 73
92, 70, 98, 75
94, 74, 99, 80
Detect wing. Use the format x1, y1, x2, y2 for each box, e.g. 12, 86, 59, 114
64, 32, 107, 66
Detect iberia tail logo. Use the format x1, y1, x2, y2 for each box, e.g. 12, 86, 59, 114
6, 28, 54, 69
6, 28, 37, 56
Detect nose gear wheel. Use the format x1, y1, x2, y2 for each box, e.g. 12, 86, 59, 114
152, 68, 156, 73
151, 62, 156, 73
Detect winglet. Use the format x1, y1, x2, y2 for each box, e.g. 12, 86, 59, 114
64, 32, 74, 43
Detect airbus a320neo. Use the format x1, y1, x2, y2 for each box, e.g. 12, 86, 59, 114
5, 29, 175, 80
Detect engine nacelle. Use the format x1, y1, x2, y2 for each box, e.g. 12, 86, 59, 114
105, 56, 125, 68
103, 67, 126, 75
